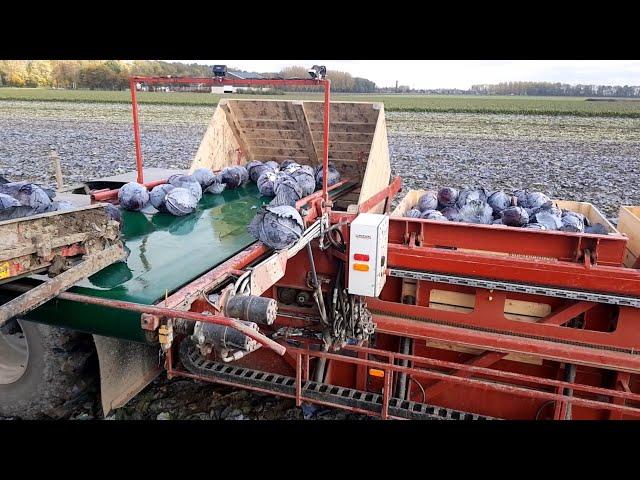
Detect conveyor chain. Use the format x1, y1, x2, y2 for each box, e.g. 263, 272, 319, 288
179, 342, 494, 420
388, 269, 640, 308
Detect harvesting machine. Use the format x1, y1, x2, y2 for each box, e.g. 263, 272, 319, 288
2, 72, 640, 420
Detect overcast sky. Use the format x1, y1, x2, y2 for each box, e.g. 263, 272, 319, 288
174, 60, 640, 90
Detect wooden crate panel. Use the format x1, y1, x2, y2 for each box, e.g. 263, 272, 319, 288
228, 100, 297, 121
357, 106, 390, 213
303, 102, 379, 124
311, 131, 375, 143
235, 119, 299, 131
309, 122, 377, 134
191, 106, 241, 171
429, 289, 551, 321
424, 339, 543, 365
618, 206, 640, 267
313, 141, 371, 153
247, 138, 309, 150
243, 129, 307, 141
253, 154, 310, 162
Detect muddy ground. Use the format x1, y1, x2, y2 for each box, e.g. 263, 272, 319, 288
1, 101, 639, 419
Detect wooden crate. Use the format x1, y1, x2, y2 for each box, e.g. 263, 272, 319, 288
617, 206, 640, 267
190, 99, 390, 213
392, 189, 617, 233
390, 189, 626, 265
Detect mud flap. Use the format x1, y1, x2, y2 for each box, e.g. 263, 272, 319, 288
93, 335, 162, 417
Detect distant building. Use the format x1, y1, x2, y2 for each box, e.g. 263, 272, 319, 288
211, 70, 270, 94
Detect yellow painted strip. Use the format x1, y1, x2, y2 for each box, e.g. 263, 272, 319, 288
0, 262, 11, 280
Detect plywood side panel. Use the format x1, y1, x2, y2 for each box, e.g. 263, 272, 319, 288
291, 102, 320, 166
311, 131, 374, 143
357, 104, 390, 213
303, 101, 379, 124
229, 100, 297, 121
190, 105, 240, 172
191, 100, 389, 197
309, 122, 377, 134
424, 340, 543, 365
253, 154, 310, 162
618, 206, 640, 267
429, 289, 552, 319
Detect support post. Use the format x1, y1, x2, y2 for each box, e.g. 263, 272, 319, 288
50, 149, 63, 189
322, 79, 331, 207
130, 78, 144, 184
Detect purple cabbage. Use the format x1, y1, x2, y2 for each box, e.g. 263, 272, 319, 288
457, 188, 488, 208
149, 184, 175, 213
437, 187, 458, 208
459, 200, 493, 224
191, 168, 216, 188
501, 206, 530, 227
164, 187, 198, 216
440, 206, 462, 222
420, 209, 448, 221
118, 182, 149, 211
416, 191, 438, 212
487, 191, 512, 216
404, 208, 422, 218
257, 170, 278, 196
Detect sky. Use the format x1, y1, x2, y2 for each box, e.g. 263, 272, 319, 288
174, 60, 640, 90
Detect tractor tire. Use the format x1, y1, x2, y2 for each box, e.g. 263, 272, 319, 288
0, 319, 98, 419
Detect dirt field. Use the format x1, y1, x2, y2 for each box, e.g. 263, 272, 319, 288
1, 100, 638, 218
1, 100, 639, 419
2, 88, 640, 116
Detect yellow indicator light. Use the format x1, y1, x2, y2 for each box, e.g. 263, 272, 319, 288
353, 263, 369, 272
369, 368, 385, 378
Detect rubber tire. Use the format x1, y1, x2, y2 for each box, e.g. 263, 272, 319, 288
0, 320, 98, 419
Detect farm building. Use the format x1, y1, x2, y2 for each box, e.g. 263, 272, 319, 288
210, 70, 272, 94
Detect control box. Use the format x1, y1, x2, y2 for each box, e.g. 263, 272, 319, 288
348, 213, 389, 297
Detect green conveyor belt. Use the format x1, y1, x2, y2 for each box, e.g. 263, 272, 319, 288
3, 181, 359, 343
76, 183, 265, 305
8, 184, 268, 342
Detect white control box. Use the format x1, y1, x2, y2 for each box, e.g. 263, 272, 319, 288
348, 213, 389, 297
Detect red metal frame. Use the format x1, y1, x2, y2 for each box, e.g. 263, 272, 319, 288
165, 207, 640, 418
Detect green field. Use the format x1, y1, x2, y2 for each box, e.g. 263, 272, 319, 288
1, 87, 639, 117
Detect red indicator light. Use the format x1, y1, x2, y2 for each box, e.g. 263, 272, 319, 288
354, 253, 370, 261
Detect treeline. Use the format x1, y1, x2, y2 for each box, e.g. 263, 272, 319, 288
471, 81, 640, 97
266, 66, 377, 93
0, 61, 378, 93
0, 61, 216, 90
